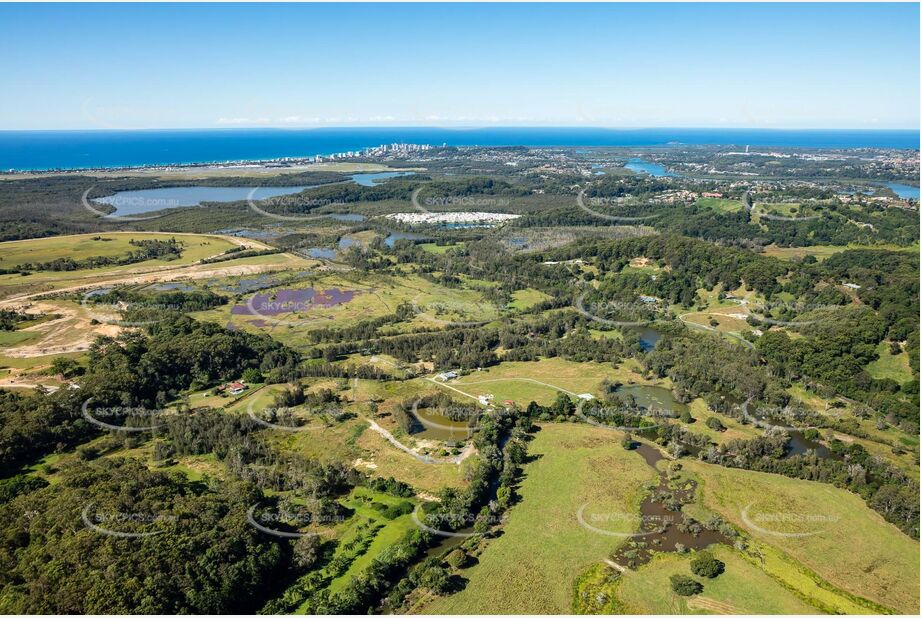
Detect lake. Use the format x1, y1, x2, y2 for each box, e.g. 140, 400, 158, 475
92, 171, 402, 216
93, 185, 311, 215
883, 182, 920, 199
624, 157, 679, 178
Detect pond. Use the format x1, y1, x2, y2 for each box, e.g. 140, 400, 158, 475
745, 407, 837, 460
786, 430, 834, 459
209, 274, 280, 295
214, 228, 279, 240
608, 443, 730, 569
305, 247, 337, 259
410, 406, 476, 442
623, 325, 663, 352
615, 385, 688, 416
385, 231, 429, 248
338, 236, 360, 250
624, 158, 679, 178
231, 288, 356, 316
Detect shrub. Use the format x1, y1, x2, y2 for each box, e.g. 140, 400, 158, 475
242, 367, 264, 384
690, 551, 725, 578
670, 574, 703, 596
445, 548, 468, 569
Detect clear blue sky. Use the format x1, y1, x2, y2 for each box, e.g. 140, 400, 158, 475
1, 2, 918, 130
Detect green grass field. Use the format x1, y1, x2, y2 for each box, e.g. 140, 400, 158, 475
0, 330, 39, 347
262, 374, 470, 493
0, 232, 237, 269
695, 197, 744, 213
422, 423, 656, 614
757, 202, 803, 216
287, 486, 420, 613
418, 242, 465, 254
508, 288, 551, 311
326, 488, 418, 595
682, 459, 919, 613
761, 243, 920, 262
0, 232, 289, 300
615, 546, 816, 614
866, 341, 914, 384
438, 357, 653, 406
684, 399, 761, 445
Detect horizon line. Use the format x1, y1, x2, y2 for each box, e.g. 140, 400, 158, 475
1, 125, 919, 133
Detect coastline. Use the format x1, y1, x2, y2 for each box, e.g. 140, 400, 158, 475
2, 127, 918, 175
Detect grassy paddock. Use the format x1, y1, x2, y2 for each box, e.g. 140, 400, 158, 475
422, 423, 655, 614
761, 243, 919, 262
615, 546, 817, 614
866, 340, 914, 384
682, 459, 919, 613
441, 357, 651, 407
0, 231, 238, 268
695, 197, 744, 213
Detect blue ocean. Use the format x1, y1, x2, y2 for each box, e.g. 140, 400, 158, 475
0, 127, 917, 171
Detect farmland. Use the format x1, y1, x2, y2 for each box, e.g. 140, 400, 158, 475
420, 423, 655, 614
615, 547, 816, 614
681, 459, 920, 613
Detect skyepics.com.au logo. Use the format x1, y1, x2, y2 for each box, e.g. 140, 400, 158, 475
410, 185, 511, 216
740, 502, 840, 538
81, 186, 173, 222
409, 294, 494, 328
246, 399, 331, 432
411, 505, 507, 538
81, 399, 167, 432
573, 291, 666, 327
82, 503, 178, 538
748, 299, 841, 327
246, 502, 345, 539
247, 189, 345, 222
81, 289, 186, 327
576, 504, 674, 538
408, 398, 515, 435
575, 398, 674, 433
576, 185, 660, 223
739, 398, 800, 431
